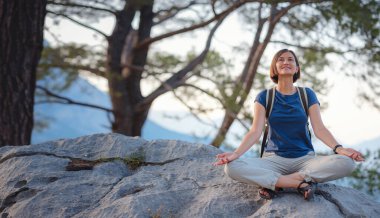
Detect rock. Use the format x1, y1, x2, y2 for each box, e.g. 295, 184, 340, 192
0, 133, 379, 218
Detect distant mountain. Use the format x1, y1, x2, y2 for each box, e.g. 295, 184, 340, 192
32, 76, 211, 145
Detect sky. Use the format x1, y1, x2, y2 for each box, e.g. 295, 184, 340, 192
44, 6, 380, 148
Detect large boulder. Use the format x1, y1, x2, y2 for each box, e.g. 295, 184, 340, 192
0, 133, 379, 217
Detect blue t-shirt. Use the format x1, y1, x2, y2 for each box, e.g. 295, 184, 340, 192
255, 87, 320, 158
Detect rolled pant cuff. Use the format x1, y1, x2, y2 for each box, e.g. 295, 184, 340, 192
299, 169, 312, 182
269, 172, 282, 190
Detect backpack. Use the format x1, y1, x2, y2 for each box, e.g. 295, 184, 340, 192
260, 86, 310, 158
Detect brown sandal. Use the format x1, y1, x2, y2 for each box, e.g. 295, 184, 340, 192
259, 187, 284, 200
297, 180, 317, 200
259, 188, 277, 200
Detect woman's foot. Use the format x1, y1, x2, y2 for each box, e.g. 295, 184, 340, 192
259, 187, 283, 200
297, 180, 317, 200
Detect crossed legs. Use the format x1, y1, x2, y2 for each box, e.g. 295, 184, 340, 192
224, 154, 355, 199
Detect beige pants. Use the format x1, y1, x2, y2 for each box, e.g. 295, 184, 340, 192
224, 152, 355, 190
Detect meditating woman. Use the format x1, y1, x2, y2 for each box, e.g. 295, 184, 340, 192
213, 49, 364, 200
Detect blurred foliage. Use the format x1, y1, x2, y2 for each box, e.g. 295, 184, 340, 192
348, 149, 380, 196
144, 52, 184, 82
144, 48, 236, 141
147, 48, 234, 115
317, 0, 379, 38
35, 42, 106, 132
47, 0, 124, 24
37, 43, 106, 92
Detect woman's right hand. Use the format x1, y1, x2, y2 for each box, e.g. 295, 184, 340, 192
212, 152, 239, 166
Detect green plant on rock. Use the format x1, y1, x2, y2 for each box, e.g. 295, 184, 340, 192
123, 151, 146, 170
95, 150, 146, 170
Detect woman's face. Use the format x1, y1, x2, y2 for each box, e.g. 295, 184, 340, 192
275, 51, 298, 77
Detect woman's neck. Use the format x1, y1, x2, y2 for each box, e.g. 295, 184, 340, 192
276, 79, 296, 95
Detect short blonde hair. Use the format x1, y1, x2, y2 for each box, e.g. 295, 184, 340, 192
269, 49, 301, 84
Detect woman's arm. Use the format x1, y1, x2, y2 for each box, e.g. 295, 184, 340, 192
213, 102, 266, 165
309, 104, 339, 149
234, 102, 266, 156
309, 104, 364, 161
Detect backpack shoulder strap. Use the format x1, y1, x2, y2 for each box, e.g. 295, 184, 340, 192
296, 86, 308, 117
297, 86, 312, 139
261, 87, 275, 158
265, 87, 276, 118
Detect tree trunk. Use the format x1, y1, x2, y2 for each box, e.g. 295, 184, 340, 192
107, 3, 136, 135
129, 1, 154, 136
0, 0, 47, 146
107, 0, 153, 136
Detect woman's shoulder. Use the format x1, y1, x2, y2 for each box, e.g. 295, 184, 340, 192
257, 89, 271, 99
301, 86, 319, 104
257, 89, 268, 96
300, 86, 316, 95
254, 89, 268, 105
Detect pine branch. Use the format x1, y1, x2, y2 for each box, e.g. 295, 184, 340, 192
44, 26, 64, 45
36, 85, 113, 113
147, 70, 221, 128
170, 90, 221, 128
139, 15, 227, 110
42, 62, 107, 78
47, 10, 108, 38
154, 1, 198, 26
47, 0, 116, 15
135, 0, 251, 50
182, 83, 225, 106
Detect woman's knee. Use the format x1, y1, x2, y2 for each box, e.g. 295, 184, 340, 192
224, 160, 242, 180
306, 155, 356, 183
334, 155, 356, 175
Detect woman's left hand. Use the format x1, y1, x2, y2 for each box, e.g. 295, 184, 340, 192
337, 147, 365, 162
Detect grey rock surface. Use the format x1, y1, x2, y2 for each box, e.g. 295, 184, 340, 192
0, 133, 379, 218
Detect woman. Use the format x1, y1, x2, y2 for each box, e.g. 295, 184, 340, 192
213, 49, 364, 200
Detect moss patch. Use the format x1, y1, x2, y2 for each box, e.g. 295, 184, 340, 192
66, 151, 146, 171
